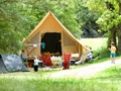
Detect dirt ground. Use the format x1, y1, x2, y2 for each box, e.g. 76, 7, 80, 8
50, 58, 121, 78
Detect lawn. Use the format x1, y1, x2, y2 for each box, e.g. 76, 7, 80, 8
1, 38, 120, 91
80, 38, 108, 51
0, 62, 121, 91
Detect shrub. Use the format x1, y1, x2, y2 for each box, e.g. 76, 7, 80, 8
94, 47, 109, 58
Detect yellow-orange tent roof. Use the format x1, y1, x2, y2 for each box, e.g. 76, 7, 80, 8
23, 11, 88, 59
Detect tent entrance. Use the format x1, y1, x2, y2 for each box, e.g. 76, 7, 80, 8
41, 32, 62, 56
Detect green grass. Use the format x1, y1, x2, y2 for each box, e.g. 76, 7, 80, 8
0, 38, 120, 91
0, 59, 121, 91
91, 64, 121, 91
80, 38, 108, 51
80, 38, 110, 59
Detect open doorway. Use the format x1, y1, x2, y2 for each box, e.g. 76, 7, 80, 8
41, 32, 62, 56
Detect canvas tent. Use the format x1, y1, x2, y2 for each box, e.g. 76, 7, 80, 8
22, 11, 88, 60
0, 54, 29, 73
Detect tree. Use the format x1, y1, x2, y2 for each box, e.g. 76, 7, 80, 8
75, 0, 102, 38
97, 0, 121, 53
0, 0, 24, 53
84, 0, 121, 53
0, 0, 38, 53
0, 0, 82, 53
28, 0, 81, 37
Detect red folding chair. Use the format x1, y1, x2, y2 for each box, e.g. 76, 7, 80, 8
63, 53, 71, 69
40, 55, 53, 66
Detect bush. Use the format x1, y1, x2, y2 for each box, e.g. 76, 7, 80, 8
93, 47, 109, 61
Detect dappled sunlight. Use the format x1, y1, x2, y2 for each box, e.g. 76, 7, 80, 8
80, 38, 108, 51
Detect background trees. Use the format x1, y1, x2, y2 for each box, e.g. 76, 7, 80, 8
0, 0, 121, 54
75, 0, 102, 38
86, 0, 121, 53
0, 0, 25, 53
0, 0, 79, 53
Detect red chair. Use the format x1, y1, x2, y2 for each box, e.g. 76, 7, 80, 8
63, 54, 71, 69
28, 62, 33, 67
40, 55, 53, 66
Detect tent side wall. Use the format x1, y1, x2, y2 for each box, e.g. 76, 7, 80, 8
62, 32, 78, 52
62, 31, 83, 59
0, 54, 29, 73
24, 33, 40, 57
0, 55, 8, 73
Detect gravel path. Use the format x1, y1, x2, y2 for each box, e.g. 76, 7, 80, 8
50, 59, 121, 78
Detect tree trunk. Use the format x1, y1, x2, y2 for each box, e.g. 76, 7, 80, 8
106, 1, 116, 48
118, 24, 121, 52
107, 27, 116, 48
117, 2, 121, 52
111, 27, 117, 46
107, 30, 111, 48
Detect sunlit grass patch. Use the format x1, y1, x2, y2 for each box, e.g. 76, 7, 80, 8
80, 38, 108, 51
0, 69, 121, 91
92, 64, 121, 80
0, 58, 121, 91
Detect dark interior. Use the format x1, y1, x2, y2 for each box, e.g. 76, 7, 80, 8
41, 33, 62, 56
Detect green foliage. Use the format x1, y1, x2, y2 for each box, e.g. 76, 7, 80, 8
85, 0, 121, 52
75, 0, 102, 37
96, 10, 121, 30
85, 0, 105, 13
93, 46, 109, 59
0, 0, 81, 53
95, 0, 121, 31
76, 6, 99, 25
30, 0, 81, 37
0, 1, 22, 53
0, 0, 38, 53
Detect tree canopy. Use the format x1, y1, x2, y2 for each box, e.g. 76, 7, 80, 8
0, 0, 80, 53
1, 0, 121, 53
85, 0, 121, 52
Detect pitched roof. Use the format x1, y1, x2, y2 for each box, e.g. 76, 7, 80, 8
23, 11, 87, 51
